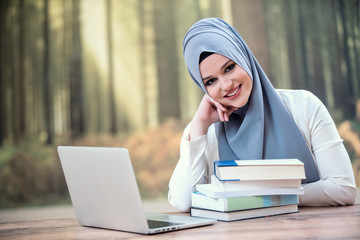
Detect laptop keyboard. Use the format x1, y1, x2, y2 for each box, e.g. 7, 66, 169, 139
147, 219, 183, 229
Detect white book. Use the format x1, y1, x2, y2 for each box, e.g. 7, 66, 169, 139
211, 175, 302, 191
214, 159, 305, 181
196, 183, 304, 198
191, 204, 299, 222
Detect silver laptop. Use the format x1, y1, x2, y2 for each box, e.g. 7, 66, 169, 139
57, 146, 215, 234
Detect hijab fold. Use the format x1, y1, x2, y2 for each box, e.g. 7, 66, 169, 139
183, 18, 319, 183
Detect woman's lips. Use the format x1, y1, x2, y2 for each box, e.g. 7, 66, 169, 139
225, 85, 242, 100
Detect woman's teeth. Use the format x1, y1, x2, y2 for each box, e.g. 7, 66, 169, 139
227, 86, 240, 97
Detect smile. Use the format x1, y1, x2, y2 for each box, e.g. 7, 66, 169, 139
225, 85, 241, 99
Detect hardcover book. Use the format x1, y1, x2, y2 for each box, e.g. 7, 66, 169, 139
196, 183, 304, 198
190, 204, 299, 222
191, 191, 299, 212
214, 159, 305, 181
210, 175, 302, 191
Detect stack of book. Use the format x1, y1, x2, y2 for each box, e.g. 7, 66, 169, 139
190, 159, 305, 221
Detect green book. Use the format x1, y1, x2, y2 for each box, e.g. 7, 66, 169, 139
191, 191, 298, 212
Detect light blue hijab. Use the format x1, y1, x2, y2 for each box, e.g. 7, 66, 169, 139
183, 18, 319, 183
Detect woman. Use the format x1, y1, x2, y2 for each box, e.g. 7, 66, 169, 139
168, 18, 357, 212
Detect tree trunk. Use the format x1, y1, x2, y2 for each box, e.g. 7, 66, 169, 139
231, 0, 271, 80
338, 0, 355, 118
69, 0, 84, 139
153, 0, 180, 122
316, 0, 335, 112
10, 0, 20, 144
283, 0, 302, 89
138, 0, 150, 126
43, 0, 53, 144
106, 0, 116, 134
297, 0, 311, 90
307, 0, 326, 102
61, 0, 70, 134
18, 0, 26, 140
0, 0, 9, 145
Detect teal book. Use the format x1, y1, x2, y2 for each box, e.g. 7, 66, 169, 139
191, 191, 299, 212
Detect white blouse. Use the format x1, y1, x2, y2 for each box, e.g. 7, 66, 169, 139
168, 89, 357, 212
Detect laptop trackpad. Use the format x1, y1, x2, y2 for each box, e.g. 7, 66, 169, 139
146, 212, 206, 224
147, 219, 183, 229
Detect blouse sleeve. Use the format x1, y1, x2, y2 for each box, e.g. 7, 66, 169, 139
298, 93, 357, 206
168, 122, 209, 212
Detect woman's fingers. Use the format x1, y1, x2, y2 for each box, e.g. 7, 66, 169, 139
207, 95, 233, 122
224, 111, 229, 122
207, 95, 226, 111
207, 95, 225, 121
217, 106, 225, 121
204, 94, 237, 122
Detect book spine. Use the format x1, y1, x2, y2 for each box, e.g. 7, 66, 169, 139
196, 183, 304, 198
214, 161, 240, 181
190, 204, 299, 222
211, 175, 301, 191
226, 195, 298, 211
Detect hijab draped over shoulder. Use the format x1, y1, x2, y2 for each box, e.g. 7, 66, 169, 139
183, 18, 319, 183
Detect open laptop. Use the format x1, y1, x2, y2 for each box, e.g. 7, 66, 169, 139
57, 146, 215, 234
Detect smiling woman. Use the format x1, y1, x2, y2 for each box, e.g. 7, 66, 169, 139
168, 18, 357, 212
199, 53, 252, 111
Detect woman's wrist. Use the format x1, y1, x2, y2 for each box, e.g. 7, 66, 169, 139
189, 116, 211, 140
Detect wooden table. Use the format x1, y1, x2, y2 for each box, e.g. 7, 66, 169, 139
0, 205, 359, 240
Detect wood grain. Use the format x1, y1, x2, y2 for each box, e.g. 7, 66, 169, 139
0, 205, 359, 240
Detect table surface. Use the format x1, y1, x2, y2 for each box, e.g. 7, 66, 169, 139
0, 204, 359, 240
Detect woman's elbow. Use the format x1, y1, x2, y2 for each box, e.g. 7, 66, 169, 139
325, 180, 357, 206
172, 202, 190, 213
300, 178, 357, 206
338, 185, 357, 205
168, 191, 191, 212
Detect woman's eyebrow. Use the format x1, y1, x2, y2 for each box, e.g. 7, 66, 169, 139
202, 59, 233, 82
202, 75, 212, 82
221, 59, 233, 69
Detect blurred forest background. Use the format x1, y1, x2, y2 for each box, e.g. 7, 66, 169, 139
0, 0, 359, 208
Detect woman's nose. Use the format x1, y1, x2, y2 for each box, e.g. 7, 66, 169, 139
220, 77, 233, 91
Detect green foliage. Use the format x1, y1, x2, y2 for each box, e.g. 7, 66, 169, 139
0, 118, 359, 208
72, 119, 186, 199
0, 141, 69, 208
0, 119, 185, 208
1, 0, 359, 208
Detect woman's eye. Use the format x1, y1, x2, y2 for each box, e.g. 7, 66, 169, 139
205, 78, 216, 86
225, 63, 235, 73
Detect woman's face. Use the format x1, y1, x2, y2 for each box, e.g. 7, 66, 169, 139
199, 53, 252, 109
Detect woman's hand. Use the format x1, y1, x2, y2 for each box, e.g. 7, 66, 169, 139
189, 94, 237, 140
